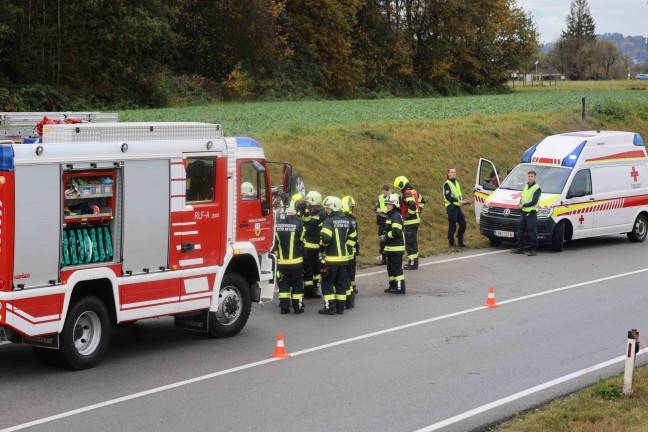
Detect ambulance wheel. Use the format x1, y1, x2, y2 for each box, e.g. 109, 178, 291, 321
627, 214, 648, 242
209, 273, 251, 338
489, 237, 502, 247
33, 296, 110, 370
551, 222, 565, 252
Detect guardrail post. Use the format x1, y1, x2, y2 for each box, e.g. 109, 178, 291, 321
623, 329, 639, 395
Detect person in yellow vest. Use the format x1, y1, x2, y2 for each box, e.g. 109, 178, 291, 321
444, 168, 470, 248
373, 184, 391, 265
511, 170, 541, 256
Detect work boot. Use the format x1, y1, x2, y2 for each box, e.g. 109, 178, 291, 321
511, 248, 524, 254
449, 241, 456, 248
458, 240, 466, 248
346, 292, 355, 309
404, 258, 418, 270
528, 249, 537, 256
318, 303, 335, 315
292, 300, 304, 314
280, 309, 290, 314
336, 300, 345, 314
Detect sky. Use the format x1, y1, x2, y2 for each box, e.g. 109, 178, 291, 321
518, 0, 647, 44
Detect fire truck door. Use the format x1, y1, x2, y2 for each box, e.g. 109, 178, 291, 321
175, 156, 225, 270
236, 159, 273, 252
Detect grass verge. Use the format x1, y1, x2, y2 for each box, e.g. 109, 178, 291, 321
491, 364, 648, 432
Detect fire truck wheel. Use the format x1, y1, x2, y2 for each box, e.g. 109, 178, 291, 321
627, 214, 648, 242
209, 273, 251, 338
34, 296, 111, 370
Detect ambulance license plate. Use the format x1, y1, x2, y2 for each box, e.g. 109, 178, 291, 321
494, 230, 514, 238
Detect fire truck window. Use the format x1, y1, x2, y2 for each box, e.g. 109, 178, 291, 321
240, 162, 260, 201
186, 158, 215, 203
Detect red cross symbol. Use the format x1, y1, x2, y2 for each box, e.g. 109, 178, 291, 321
631, 167, 640, 182
579, 215, 585, 225
511, 192, 522, 199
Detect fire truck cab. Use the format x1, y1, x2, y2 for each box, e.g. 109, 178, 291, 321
0, 120, 285, 369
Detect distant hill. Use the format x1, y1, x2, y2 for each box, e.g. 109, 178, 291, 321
541, 34, 647, 63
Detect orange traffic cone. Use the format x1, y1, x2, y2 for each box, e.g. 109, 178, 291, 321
269, 332, 291, 358
482, 287, 499, 308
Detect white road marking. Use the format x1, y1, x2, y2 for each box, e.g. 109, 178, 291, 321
413, 347, 648, 432
357, 249, 509, 278
3, 263, 647, 432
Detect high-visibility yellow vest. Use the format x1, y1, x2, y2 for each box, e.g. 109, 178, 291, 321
521, 183, 540, 212
444, 180, 463, 207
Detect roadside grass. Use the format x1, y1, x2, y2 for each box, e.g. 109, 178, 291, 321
125, 89, 648, 267
491, 364, 648, 432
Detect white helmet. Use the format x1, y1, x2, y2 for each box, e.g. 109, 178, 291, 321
306, 191, 322, 206
385, 193, 399, 206
323, 196, 343, 212
241, 181, 255, 197
286, 200, 296, 215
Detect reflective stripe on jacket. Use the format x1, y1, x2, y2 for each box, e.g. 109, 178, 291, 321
274, 215, 304, 267
320, 211, 357, 264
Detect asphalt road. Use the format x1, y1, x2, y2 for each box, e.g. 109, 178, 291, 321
1, 235, 648, 432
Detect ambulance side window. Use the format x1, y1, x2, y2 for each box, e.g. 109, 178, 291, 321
186, 158, 215, 203
567, 169, 592, 198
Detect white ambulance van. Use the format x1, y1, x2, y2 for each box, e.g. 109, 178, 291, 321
474, 130, 648, 251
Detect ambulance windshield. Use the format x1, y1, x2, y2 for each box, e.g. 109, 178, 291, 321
500, 165, 571, 194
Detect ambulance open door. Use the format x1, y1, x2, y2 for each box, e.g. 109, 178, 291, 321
474, 158, 500, 223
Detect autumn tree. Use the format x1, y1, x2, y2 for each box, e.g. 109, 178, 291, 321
557, 0, 597, 79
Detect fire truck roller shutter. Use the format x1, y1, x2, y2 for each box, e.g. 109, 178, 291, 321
14, 164, 61, 289
122, 160, 170, 275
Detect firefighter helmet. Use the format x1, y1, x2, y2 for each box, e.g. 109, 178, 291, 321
323, 196, 343, 212
305, 191, 322, 205
241, 181, 256, 197
385, 193, 400, 206
341, 196, 356, 214
292, 193, 303, 202
393, 176, 409, 190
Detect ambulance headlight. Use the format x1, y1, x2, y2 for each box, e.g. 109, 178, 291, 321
537, 207, 553, 219
481, 203, 490, 214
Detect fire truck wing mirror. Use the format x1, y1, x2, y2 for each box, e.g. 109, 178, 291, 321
250, 160, 265, 173
261, 199, 271, 216
283, 165, 293, 196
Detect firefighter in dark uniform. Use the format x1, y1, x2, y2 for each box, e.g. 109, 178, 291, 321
444, 168, 470, 248
512, 170, 541, 256
273, 201, 305, 314
303, 191, 326, 298
318, 196, 357, 315
342, 195, 359, 308
381, 194, 406, 294
373, 184, 391, 265
394, 176, 426, 270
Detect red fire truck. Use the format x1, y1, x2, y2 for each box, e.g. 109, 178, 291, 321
0, 116, 289, 369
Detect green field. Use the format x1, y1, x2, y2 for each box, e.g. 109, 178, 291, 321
123, 81, 648, 135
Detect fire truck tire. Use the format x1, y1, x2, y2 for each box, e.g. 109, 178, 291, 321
33, 296, 111, 370
209, 273, 251, 338
551, 221, 565, 252
627, 214, 648, 242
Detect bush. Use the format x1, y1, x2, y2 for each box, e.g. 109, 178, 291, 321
592, 100, 630, 121
15, 84, 69, 111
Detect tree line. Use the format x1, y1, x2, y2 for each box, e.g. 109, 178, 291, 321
0, 0, 539, 109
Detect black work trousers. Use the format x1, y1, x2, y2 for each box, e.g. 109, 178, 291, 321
321, 264, 348, 312
302, 247, 321, 293
386, 252, 405, 290
517, 211, 538, 249
278, 267, 304, 311
404, 224, 419, 259
446, 205, 466, 244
